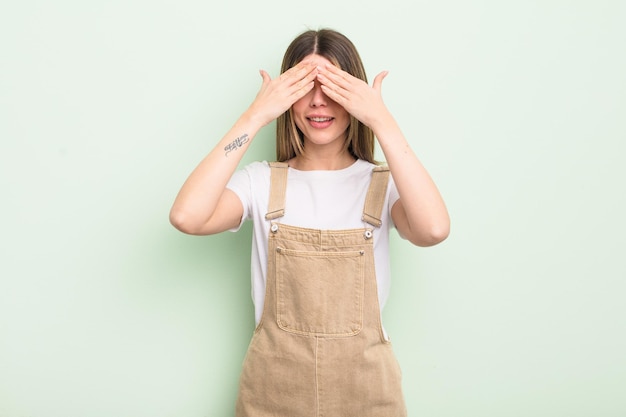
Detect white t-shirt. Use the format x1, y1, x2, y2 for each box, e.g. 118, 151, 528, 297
226, 159, 401, 326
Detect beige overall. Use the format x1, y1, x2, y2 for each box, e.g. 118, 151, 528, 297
235, 162, 407, 417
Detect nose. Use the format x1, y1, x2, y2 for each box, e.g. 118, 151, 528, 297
309, 80, 327, 107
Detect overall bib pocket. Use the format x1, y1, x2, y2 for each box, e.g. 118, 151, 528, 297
275, 247, 365, 337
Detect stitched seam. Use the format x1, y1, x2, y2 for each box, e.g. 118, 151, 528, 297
315, 337, 320, 417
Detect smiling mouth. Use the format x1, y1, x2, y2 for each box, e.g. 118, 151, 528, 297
308, 117, 334, 122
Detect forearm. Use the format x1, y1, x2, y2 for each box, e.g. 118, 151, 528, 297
373, 112, 450, 245
170, 62, 319, 234
169, 111, 264, 232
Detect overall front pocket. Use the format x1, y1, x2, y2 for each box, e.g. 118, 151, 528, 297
275, 247, 365, 337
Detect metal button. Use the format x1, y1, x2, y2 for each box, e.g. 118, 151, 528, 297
270, 224, 279, 233
364, 230, 373, 239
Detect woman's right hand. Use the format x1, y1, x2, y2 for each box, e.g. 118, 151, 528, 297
170, 62, 318, 236
246, 61, 318, 126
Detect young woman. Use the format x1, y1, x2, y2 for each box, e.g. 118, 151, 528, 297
170, 28, 449, 417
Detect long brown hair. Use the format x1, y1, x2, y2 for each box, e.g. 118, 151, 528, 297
276, 29, 376, 163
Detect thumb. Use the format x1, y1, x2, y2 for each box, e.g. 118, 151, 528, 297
372, 71, 389, 92
259, 69, 271, 86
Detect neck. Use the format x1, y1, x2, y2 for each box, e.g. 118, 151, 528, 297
288, 150, 356, 171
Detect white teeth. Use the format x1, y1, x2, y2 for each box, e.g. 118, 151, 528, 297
310, 117, 332, 122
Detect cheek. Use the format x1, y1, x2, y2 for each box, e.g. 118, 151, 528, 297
293, 117, 306, 133
291, 99, 308, 120
336, 109, 351, 127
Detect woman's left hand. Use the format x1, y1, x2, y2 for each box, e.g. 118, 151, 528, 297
316, 64, 390, 129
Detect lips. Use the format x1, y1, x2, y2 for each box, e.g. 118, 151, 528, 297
306, 115, 335, 128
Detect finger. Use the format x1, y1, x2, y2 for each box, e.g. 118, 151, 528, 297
283, 65, 317, 98
290, 80, 315, 102
319, 65, 364, 98
372, 71, 388, 92
259, 69, 271, 85
319, 80, 353, 111
256, 70, 272, 95
316, 71, 346, 96
318, 64, 350, 87
319, 84, 347, 107
324, 63, 359, 85
321, 63, 345, 77
293, 71, 317, 94
281, 61, 315, 84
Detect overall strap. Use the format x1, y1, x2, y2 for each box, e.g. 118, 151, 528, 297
362, 166, 390, 228
265, 161, 289, 220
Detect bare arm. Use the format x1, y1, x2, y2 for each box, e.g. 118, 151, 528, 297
170, 62, 318, 235
372, 113, 450, 246
318, 65, 450, 246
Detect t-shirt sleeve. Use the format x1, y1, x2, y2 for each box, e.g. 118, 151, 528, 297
387, 174, 401, 228
225, 167, 252, 232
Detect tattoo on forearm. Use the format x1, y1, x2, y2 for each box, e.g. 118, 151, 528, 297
224, 134, 249, 157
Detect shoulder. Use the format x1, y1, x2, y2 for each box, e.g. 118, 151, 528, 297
227, 161, 271, 196
347, 160, 389, 183
354, 159, 378, 171
354, 160, 389, 176
230, 161, 271, 183
227, 161, 273, 217
241, 160, 271, 175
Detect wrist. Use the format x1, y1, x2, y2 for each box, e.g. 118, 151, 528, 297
239, 108, 268, 134
368, 110, 397, 138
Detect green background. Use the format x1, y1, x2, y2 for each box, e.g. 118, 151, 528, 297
1, 0, 625, 416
